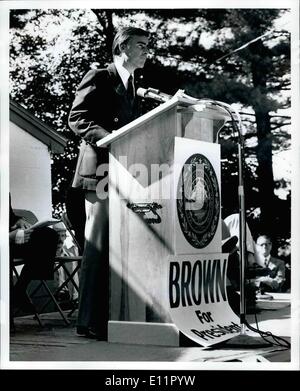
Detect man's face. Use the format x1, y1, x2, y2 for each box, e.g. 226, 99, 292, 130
123, 35, 149, 69
256, 236, 272, 258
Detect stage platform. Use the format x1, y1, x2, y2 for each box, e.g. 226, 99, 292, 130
7, 293, 291, 366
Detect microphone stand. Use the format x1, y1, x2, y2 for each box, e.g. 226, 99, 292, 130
212, 101, 272, 348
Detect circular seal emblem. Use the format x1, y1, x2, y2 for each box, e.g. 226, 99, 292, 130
176, 153, 220, 248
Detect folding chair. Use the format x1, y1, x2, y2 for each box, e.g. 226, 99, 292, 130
11, 209, 44, 327
33, 213, 82, 319
60, 212, 83, 317
11, 258, 44, 327
61, 212, 83, 254
11, 209, 81, 326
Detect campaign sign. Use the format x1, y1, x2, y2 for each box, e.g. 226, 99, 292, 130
168, 254, 241, 347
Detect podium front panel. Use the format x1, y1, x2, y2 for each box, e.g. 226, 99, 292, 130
109, 106, 178, 323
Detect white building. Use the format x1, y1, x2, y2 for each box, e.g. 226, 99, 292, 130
9, 100, 67, 219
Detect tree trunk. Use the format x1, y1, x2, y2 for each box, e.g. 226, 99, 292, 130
255, 111, 275, 231
92, 10, 114, 61
250, 40, 275, 232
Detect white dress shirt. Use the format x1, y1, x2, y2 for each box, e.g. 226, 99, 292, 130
114, 59, 134, 90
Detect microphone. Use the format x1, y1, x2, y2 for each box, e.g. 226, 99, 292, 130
136, 87, 172, 103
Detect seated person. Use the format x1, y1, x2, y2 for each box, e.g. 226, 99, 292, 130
224, 213, 256, 267
54, 222, 80, 302
222, 214, 257, 313
9, 195, 59, 312
223, 213, 256, 289
250, 234, 286, 293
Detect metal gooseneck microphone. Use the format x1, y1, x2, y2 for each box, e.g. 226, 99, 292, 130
136, 87, 172, 103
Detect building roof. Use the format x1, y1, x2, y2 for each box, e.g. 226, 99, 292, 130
10, 100, 68, 154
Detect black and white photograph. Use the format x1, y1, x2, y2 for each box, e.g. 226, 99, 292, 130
0, 0, 299, 376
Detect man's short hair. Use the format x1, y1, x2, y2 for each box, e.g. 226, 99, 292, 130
112, 27, 149, 57
255, 233, 273, 243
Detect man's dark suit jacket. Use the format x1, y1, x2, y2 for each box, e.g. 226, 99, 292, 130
69, 63, 143, 190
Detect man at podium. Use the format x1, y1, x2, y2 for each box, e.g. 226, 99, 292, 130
68, 27, 150, 339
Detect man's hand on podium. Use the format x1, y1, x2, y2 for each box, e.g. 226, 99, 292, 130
173, 89, 186, 99
173, 89, 201, 105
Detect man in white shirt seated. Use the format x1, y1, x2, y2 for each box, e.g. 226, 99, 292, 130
251, 234, 286, 293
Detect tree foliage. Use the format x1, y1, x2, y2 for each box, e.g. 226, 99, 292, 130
9, 8, 291, 258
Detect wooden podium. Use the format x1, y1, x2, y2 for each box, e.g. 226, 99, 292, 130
97, 96, 231, 346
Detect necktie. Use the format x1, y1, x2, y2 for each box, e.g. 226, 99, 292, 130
127, 75, 134, 103
264, 258, 269, 268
